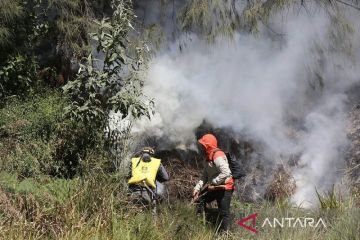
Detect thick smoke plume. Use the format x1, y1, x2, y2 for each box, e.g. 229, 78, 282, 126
130, 3, 360, 206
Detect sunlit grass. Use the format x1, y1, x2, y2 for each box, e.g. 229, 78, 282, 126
0, 173, 359, 240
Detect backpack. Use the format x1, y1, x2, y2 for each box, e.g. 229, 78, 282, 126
213, 149, 245, 179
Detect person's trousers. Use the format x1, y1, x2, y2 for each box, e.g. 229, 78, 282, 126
196, 190, 233, 231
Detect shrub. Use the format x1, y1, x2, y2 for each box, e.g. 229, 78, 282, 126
0, 90, 111, 178
0, 91, 64, 139
0, 54, 39, 102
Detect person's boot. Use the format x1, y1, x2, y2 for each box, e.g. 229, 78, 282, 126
196, 199, 208, 225
217, 214, 230, 233
196, 198, 205, 215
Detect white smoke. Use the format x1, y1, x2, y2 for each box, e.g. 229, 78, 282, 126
130, 4, 360, 206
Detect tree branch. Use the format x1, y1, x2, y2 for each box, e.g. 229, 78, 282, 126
334, 0, 360, 11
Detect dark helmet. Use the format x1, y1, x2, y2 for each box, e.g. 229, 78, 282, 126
140, 147, 155, 162
141, 147, 155, 155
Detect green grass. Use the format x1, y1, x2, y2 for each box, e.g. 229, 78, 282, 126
0, 91, 65, 139
0, 92, 66, 177
0, 172, 359, 240
0, 90, 109, 178
0, 171, 78, 205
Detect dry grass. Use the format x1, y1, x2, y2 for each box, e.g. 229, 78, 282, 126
0, 170, 359, 239
156, 149, 203, 201
265, 165, 296, 202
164, 158, 201, 201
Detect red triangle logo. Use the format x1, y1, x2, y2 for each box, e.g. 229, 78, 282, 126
237, 213, 258, 234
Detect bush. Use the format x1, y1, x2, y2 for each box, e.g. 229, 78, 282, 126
1, 139, 53, 179
0, 54, 39, 102
0, 92, 64, 177
0, 90, 64, 139
0, 90, 111, 178
52, 120, 108, 177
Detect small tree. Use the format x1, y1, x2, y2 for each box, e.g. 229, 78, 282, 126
63, 0, 151, 168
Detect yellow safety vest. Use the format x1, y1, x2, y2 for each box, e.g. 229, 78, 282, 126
128, 157, 161, 189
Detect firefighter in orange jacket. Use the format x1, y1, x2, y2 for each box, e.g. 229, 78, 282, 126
192, 134, 235, 231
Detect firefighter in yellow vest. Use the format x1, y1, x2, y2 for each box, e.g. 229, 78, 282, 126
128, 147, 169, 204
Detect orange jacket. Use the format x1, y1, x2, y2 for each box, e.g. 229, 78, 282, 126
196, 134, 235, 191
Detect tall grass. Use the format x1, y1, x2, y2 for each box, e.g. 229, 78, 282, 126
316, 186, 344, 210
0, 91, 110, 178
0, 172, 359, 240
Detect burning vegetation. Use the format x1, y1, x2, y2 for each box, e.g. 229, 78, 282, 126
1, 0, 360, 239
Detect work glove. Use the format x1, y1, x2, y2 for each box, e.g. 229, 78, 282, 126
192, 190, 199, 201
